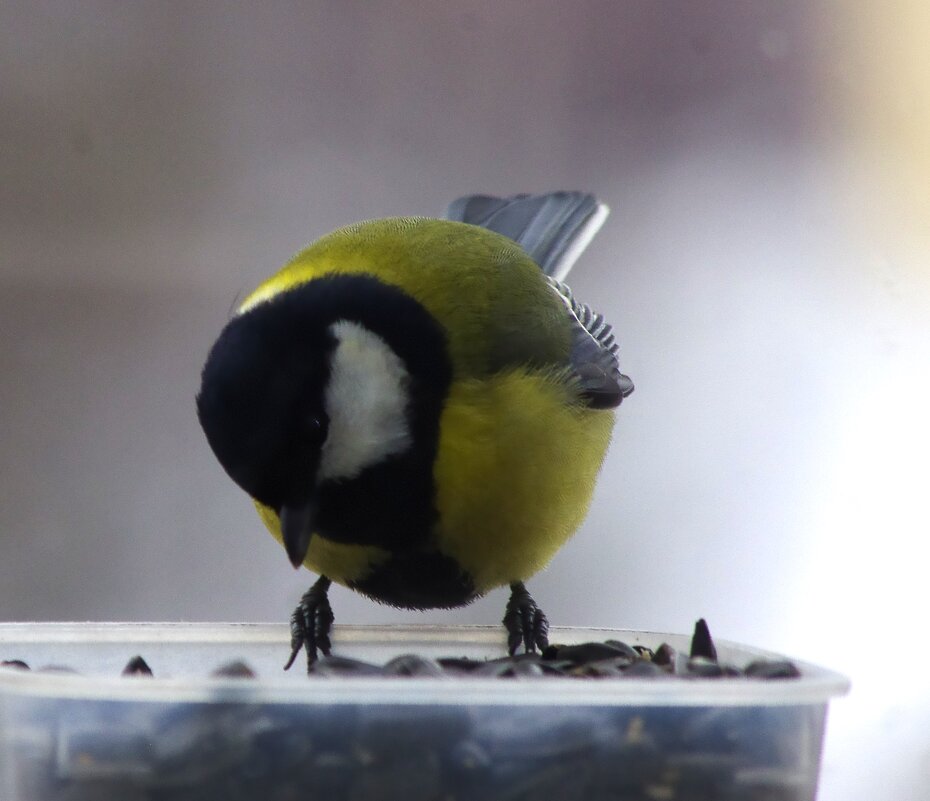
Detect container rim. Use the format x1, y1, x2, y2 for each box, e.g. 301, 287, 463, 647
0, 622, 850, 707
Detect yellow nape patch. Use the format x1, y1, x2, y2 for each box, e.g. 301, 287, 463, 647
253, 502, 388, 586
433, 369, 615, 594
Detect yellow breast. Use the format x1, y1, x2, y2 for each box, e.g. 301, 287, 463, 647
431, 367, 614, 593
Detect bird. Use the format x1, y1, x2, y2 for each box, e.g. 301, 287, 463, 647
196, 191, 633, 672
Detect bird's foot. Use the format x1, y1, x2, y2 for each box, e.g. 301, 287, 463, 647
284, 575, 334, 672
502, 581, 550, 655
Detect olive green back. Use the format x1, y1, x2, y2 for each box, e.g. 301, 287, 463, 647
239, 218, 573, 377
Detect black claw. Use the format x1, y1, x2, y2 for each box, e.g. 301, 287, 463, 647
284, 575, 334, 672
502, 582, 550, 655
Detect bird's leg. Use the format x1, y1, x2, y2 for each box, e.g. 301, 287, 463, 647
502, 581, 550, 655
284, 575, 334, 672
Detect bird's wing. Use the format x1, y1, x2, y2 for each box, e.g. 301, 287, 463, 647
444, 191, 609, 282
544, 276, 634, 409
445, 191, 632, 409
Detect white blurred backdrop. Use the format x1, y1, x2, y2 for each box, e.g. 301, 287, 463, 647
2, 2, 929, 799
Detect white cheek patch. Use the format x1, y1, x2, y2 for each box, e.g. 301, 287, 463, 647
318, 320, 412, 482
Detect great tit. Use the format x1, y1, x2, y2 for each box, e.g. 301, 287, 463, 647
197, 192, 633, 671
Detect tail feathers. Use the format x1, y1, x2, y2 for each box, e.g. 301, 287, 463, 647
444, 192, 609, 281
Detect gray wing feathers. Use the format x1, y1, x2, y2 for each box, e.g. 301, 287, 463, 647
444, 191, 609, 281
547, 277, 634, 409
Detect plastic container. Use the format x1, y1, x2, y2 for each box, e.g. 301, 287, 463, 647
0, 622, 848, 801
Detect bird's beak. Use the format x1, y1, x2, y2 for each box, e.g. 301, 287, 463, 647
280, 499, 317, 568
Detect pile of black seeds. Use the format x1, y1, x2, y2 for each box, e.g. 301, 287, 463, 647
297, 618, 799, 681
0, 620, 816, 801
0, 619, 800, 682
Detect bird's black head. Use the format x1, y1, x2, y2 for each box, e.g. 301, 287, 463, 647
196, 291, 333, 513
197, 273, 454, 567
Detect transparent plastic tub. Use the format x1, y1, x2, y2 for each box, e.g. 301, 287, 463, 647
0, 623, 848, 801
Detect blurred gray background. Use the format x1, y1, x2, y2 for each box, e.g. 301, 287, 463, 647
2, 2, 929, 799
